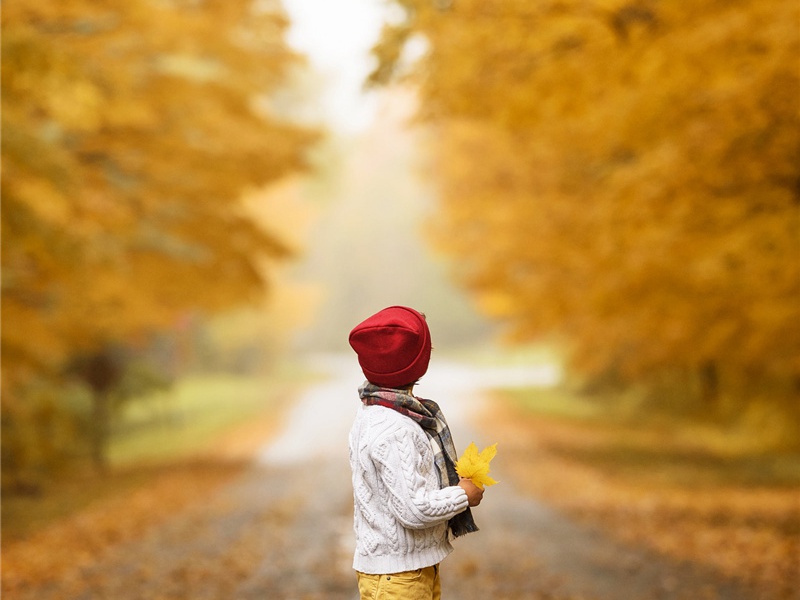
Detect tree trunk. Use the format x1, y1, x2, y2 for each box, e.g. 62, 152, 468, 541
76, 349, 122, 473
90, 390, 110, 473
699, 361, 719, 406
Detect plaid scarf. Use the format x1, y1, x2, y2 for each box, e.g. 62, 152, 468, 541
359, 382, 479, 538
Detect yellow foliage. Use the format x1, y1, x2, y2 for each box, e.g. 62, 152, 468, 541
373, 0, 800, 390
455, 442, 499, 489
1, 0, 319, 386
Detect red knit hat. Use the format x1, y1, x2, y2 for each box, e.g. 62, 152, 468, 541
349, 306, 432, 388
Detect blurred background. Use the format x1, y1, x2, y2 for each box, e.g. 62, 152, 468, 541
2, 0, 799, 597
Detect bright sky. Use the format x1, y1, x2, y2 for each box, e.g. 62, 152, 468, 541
282, 0, 389, 133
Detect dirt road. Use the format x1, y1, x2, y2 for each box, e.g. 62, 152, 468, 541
15, 356, 776, 600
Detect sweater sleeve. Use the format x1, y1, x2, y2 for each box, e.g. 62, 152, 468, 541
371, 426, 469, 530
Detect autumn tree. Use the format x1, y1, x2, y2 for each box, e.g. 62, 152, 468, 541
1, 0, 317, 475
371, 0, 800, 410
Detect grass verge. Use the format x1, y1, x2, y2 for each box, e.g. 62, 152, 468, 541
108, 373, 288, 466
490, 386, 800, 596
2, 367, 311, 543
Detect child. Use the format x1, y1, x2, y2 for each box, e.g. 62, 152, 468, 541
348, 305, 484, 600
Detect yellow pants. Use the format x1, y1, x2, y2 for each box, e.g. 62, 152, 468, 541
356, 564, 441, 600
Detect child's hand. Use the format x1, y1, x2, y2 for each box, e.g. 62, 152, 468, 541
458, 477, 485, 507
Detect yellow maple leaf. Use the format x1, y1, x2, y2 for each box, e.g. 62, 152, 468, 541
455, 442, 498, 489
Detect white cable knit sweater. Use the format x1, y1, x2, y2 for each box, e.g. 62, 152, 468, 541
349, 403, 470, 574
